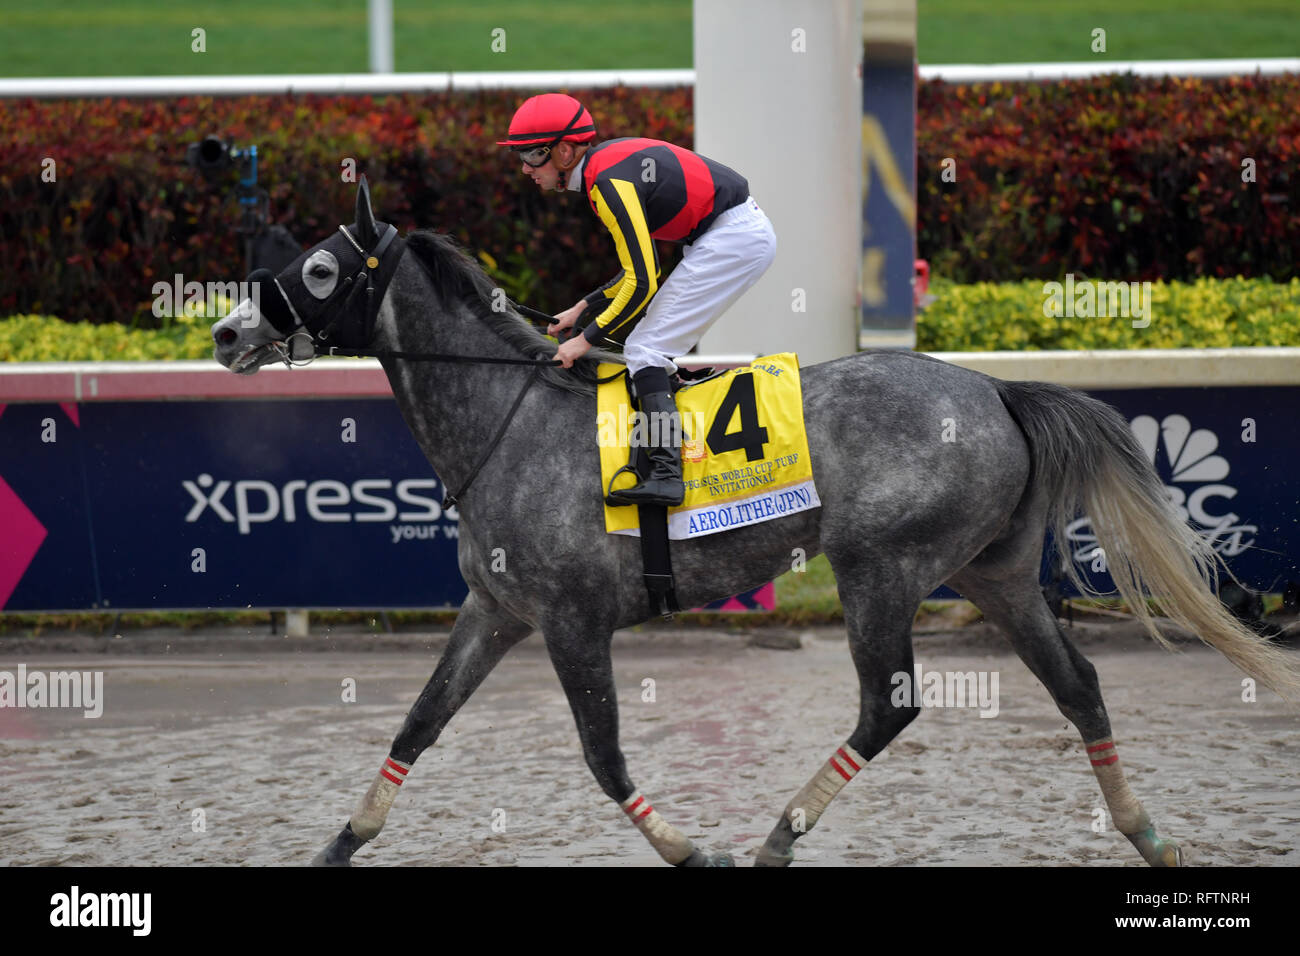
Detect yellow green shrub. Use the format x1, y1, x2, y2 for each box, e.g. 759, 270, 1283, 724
3, 276, 1298, 361
0, 312, 216, 362
917, 277, 1300, 351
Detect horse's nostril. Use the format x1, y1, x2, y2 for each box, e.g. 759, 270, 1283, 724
216, 328, 237, 346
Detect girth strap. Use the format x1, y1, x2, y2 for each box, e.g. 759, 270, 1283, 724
618, 371, 681, 619
638, 502, 681, 620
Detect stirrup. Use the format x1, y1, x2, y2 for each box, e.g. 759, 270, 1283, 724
608, 481, 685, 508
604, 463, 642, 507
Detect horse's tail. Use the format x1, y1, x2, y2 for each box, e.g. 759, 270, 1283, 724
994, 378, 1300, 702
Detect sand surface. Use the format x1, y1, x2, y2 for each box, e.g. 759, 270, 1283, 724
1, 622, 1296, 866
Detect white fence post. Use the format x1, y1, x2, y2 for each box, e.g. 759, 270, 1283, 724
368, 0, 394, 74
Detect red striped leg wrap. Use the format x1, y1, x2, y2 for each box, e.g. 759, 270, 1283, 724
1085, 737, 1149, 835
620, 791, 694, 865
785, 744, 864, 831
351, 756, 411, 841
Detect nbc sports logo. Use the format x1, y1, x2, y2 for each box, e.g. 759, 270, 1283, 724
1067, 414, 1258, 566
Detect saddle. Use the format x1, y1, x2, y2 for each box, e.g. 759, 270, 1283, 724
595, 354, 821, 619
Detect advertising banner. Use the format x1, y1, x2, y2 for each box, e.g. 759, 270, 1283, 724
1, 398, 464, 610
1057, 387, 1297, 595
2, 376, 1293, 611
0, 391, 775, 613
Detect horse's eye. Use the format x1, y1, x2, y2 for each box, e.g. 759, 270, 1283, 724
302, 249, 340, 299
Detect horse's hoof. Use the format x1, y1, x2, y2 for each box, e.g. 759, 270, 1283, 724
754, 845, 795, 867
1152, 838, 1183, 867
311, 847, 351, 867
312, 823, 367, 866
677, 849, 735, 867
1129, 826, 1182, 867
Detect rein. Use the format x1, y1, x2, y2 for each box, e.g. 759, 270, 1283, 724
287, 313, 629, 379
261, 228, 628, 509
441, 364, 542, 510
270, 269, 620, 376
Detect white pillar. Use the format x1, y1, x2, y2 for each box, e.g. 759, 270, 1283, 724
369, 0, 394, 73
693, 0, 863, 365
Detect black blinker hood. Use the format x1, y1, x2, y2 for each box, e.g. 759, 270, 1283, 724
246, 221, 406, 350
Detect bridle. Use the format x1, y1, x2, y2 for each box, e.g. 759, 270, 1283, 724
252, 220, 601, 370
251, 221, 403, 367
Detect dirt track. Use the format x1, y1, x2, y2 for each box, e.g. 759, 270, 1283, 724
1, 621, 1297, 866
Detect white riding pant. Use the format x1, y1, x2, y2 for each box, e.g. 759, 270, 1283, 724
623, 196, 777, 375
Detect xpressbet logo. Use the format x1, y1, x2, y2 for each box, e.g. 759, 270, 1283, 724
183, 474, 458, 535
1068, 414, 1257, 563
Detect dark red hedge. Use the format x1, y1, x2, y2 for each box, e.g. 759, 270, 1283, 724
0, 87, 694, 325
917, 73, 1300, 283
1, 74, 1295, 325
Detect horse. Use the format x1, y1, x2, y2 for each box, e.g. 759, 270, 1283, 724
211, 179, 1299, 866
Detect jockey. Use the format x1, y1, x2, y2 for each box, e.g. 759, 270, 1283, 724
499, 92, 777, 508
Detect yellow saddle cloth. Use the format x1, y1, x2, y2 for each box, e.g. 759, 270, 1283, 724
597, 352, 820, 539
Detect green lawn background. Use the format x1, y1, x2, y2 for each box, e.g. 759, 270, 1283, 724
1, 0, 1296, 76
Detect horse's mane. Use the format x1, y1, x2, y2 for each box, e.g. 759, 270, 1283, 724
403, 229, 622, 396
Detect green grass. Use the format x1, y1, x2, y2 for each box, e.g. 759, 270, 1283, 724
1, 0, 1295, 77
0, 561, 844, 635
0, 609, 459, 638
916, 0, 1300, 64
2, 568, 1285, 636
391, 1, 691, 72
0, 0, 692, 76
772, 553, 841, 620
0, 556, 842, 635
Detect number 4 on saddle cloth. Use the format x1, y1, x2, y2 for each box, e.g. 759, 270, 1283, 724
599, 352, 821, 537
595, 353, 822, 617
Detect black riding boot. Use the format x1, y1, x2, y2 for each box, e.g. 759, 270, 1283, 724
607, 369, 685, 508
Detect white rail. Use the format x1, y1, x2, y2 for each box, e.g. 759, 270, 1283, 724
0, 69, 696, 99
0, 59, 1294, 99
918, 57, 1300, 83
926, 347, 1300, 389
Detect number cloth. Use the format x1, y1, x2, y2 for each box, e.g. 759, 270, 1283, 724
597, 353, 821, 539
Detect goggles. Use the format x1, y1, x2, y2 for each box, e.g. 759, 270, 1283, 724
513, 144, 553, 168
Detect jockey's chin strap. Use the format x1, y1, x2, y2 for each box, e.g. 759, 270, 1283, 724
550, 143, 588, 192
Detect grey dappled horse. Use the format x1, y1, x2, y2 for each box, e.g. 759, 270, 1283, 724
212, 180, 1299, 867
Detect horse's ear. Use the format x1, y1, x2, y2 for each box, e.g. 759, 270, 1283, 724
355, 174, 379, 248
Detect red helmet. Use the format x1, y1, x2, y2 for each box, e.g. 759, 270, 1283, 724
496, 93, 596, 147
